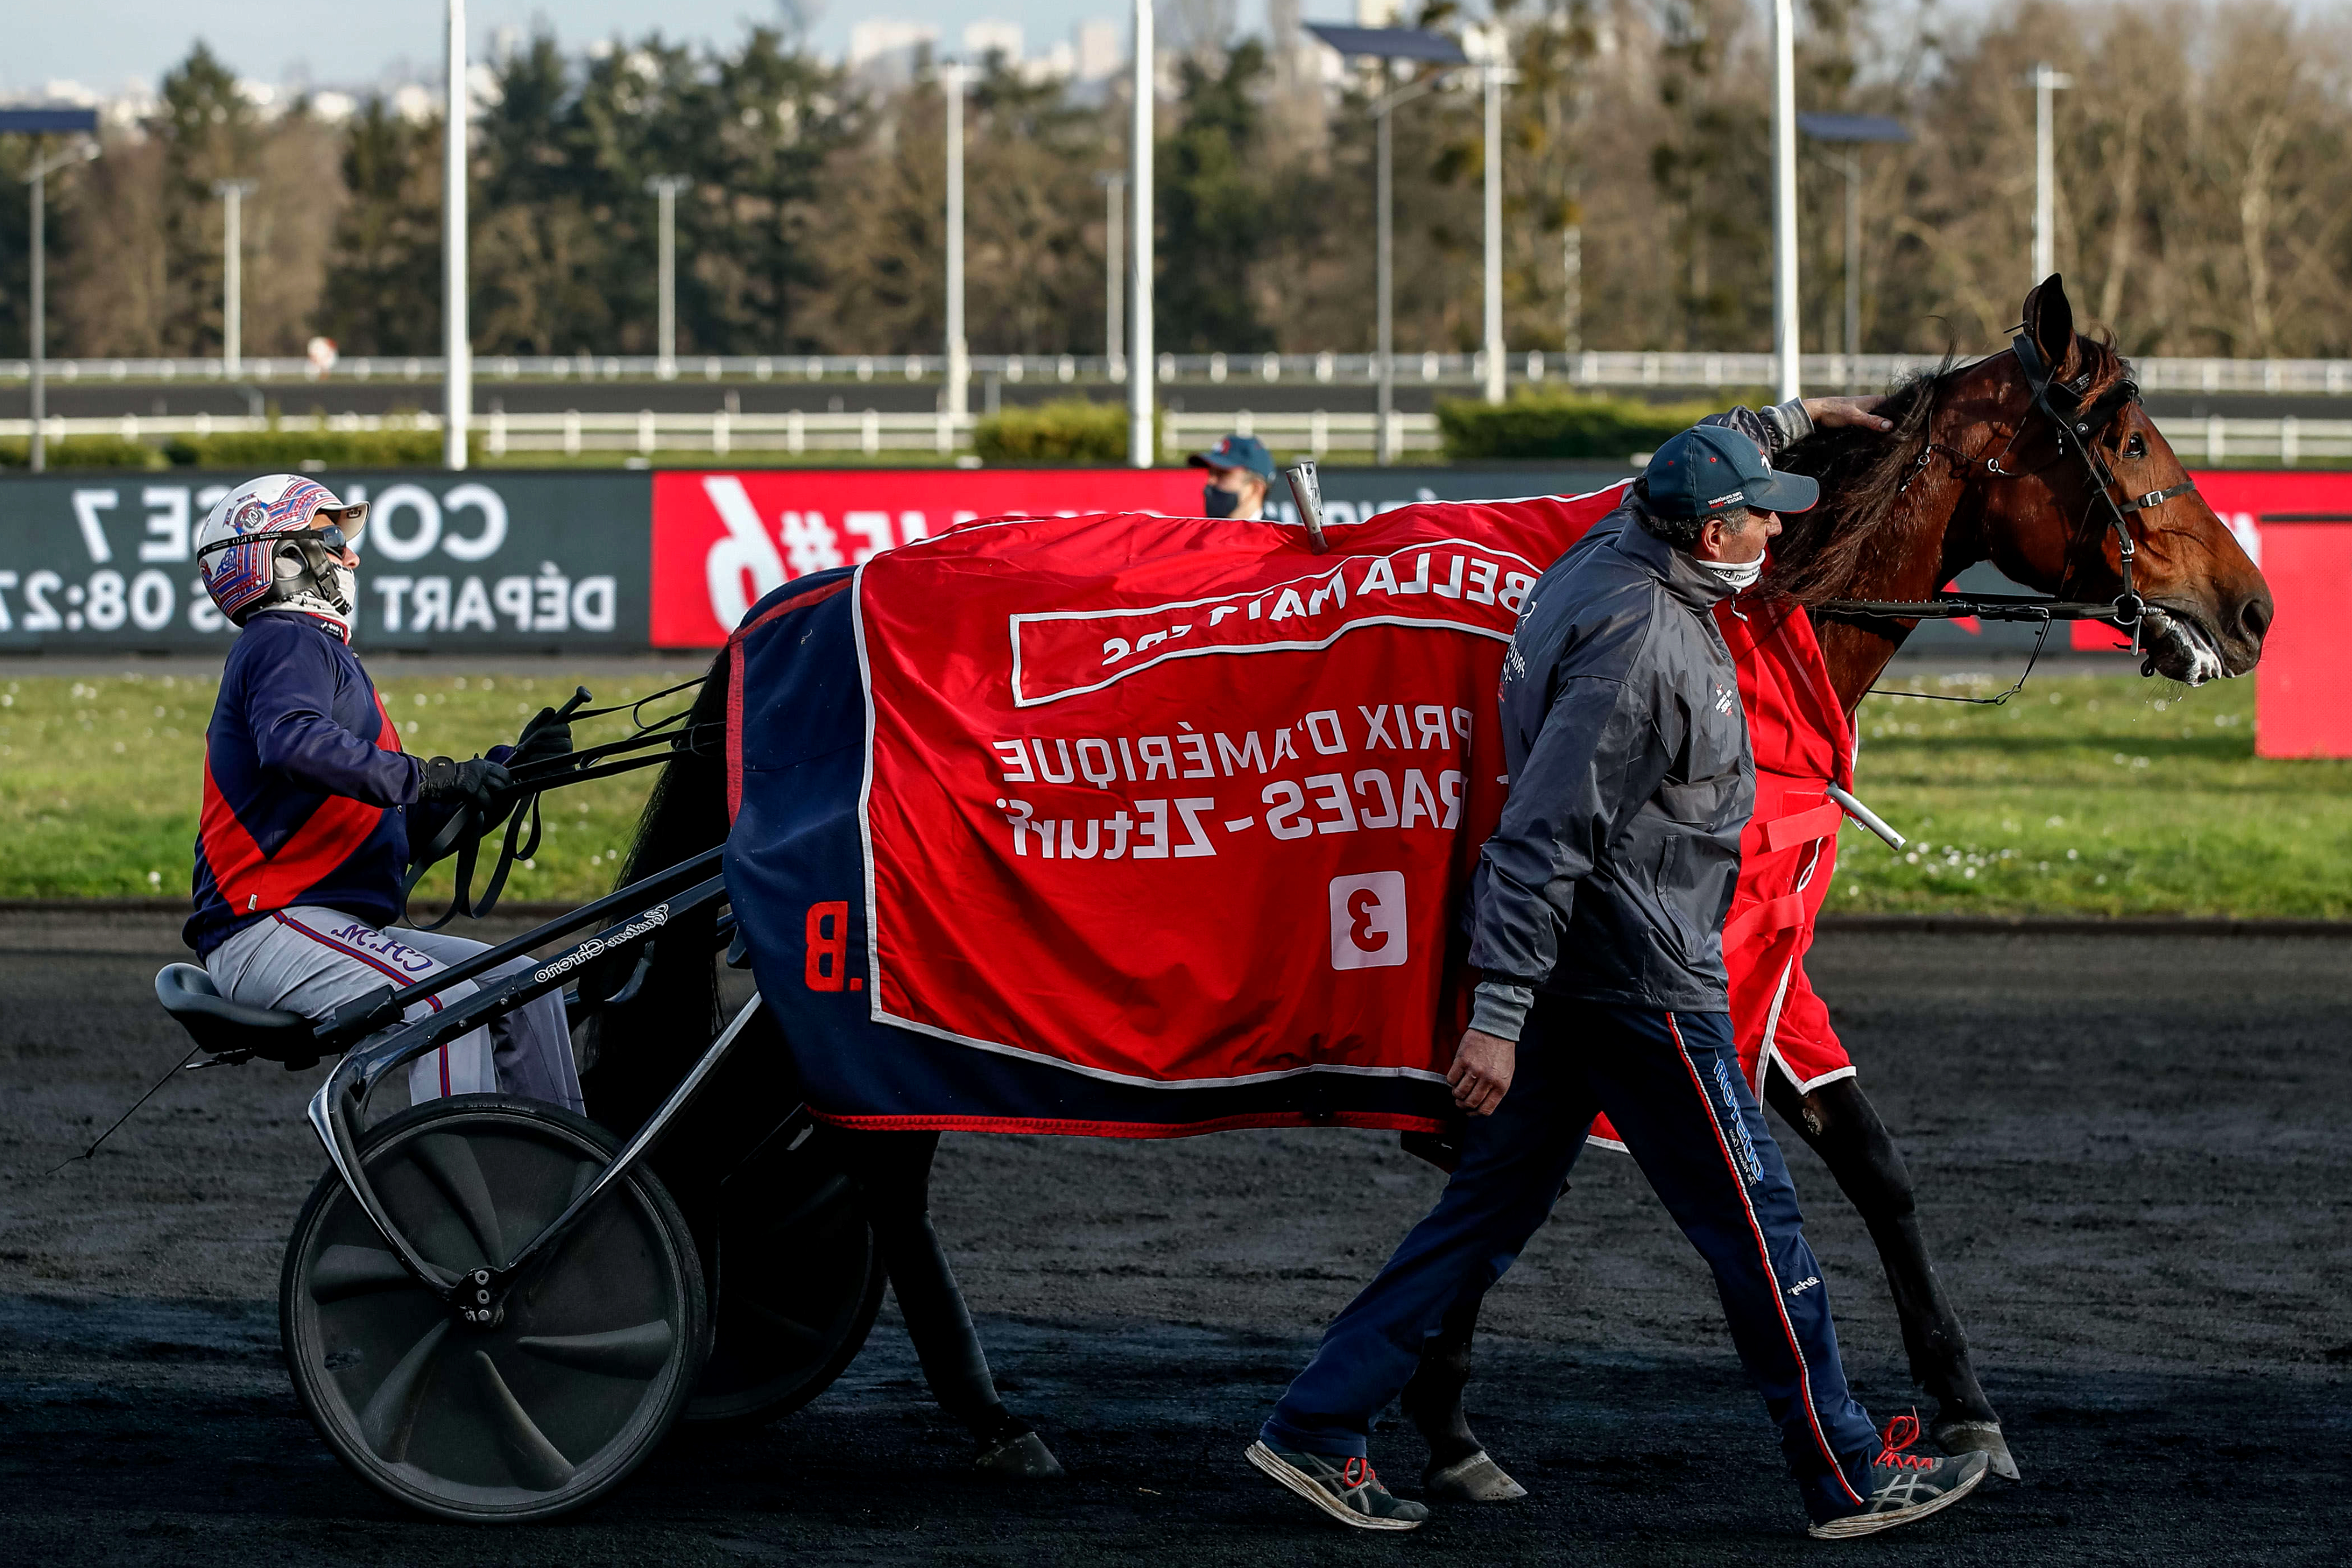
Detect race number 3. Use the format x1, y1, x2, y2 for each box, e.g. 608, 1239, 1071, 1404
1328, 872, 1408, 971
805, 900, 851, 991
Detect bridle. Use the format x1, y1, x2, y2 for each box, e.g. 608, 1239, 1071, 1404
1816, 333, 2199, 670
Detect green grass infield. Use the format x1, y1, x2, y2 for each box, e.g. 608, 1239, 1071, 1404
1, 667, 2345, 919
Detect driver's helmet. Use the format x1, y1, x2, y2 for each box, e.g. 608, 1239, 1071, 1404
194, 475, 371, 639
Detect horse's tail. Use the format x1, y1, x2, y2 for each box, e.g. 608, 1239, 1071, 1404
577, 643, 736, 1139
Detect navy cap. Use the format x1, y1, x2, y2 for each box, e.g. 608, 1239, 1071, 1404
1642, 423, 1819, 520
1187, 433, 1276, 481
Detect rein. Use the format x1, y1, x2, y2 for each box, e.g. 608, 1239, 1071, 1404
1814, 332, 2200, 703
400, 675, 717, 928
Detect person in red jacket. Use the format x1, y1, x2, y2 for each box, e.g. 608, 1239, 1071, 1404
188, 474, 581, 1110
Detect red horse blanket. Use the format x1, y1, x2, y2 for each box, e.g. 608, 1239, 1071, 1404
725, 488, 1859, 1137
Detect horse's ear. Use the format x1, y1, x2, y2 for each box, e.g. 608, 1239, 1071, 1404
2023, 274, 2076, 375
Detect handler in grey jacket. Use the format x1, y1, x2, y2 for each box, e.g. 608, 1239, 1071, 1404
1247, 398, 1992, 1540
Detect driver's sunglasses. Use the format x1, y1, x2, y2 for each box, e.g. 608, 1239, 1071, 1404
198, 521, 361, 561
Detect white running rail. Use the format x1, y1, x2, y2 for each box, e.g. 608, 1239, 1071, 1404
9, 351, 2352, 395
4, 409, 2346, 465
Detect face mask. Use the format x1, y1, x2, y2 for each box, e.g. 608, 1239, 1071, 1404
266, 538, 359, 638
1204, 484, 1241, 520
1698, 556, 1764, 591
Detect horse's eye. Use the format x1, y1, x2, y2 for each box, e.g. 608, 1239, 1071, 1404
2123, 432, 2148, 459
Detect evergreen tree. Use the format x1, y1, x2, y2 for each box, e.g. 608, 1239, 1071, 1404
1157, 41, 1276, 353
155, 42, 261, 356
316, 99, 442, 355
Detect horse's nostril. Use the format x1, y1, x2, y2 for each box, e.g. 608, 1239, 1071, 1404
2240, 593, 2274, 644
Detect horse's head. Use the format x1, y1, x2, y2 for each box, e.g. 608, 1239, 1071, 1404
1957, 276, 2272, 685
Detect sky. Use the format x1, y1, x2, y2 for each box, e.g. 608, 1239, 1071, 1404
8, 0, 2269, 102
0, 2, 1236, 97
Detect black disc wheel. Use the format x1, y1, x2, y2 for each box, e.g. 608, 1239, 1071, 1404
686, 1123, 886, 1424
280, 1094, 707, 1523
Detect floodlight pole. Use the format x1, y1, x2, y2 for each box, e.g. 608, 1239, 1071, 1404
19, 136, 99, 474
2028, 62, 2073, 287
942, 63, 970, 421
1096, 171, 1125, 371
1770, 0, 1800, 403
28, 163, 48, 474
211, 179, 258, 375
1477, 36, 1512, 405
1376, 61, 1394, 463
644, 175, 690, 375
1841, 153, 1861, 392
1128, 0, 1154, 468
1369, 70, 1443, 464
444, 0, 471, 471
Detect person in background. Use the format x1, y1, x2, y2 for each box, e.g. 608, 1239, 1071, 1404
1189, 434, 1277, 520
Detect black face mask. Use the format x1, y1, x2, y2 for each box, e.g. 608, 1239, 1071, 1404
1204, 484, 1241, 520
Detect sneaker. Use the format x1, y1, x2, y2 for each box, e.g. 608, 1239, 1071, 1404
1247, 1440, 1430, 1531
1807, 1414, 1989, 1540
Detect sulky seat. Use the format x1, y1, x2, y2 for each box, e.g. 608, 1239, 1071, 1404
155, 963, 322, 1069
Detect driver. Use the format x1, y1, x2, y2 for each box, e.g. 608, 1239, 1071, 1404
183, 474, 583, 1112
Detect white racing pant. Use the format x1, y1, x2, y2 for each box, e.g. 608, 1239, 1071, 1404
204, 905, 585, 1113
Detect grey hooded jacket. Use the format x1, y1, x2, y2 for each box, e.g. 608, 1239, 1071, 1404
1466, 401, 1812, 1039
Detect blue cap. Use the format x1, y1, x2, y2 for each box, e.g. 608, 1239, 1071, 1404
1642, 423, 1819, 520
1187, 433, 1276, 481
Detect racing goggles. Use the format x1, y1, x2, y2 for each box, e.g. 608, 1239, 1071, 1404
198, 517, 365, 563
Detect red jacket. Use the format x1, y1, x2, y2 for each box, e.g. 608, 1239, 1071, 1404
1590, 592, 1851, 1144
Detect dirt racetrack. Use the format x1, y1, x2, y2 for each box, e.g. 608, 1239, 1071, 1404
1, 912, 2346, 1565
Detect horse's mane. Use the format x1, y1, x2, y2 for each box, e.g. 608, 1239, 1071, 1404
1767, 336, 2128, 605
1766, 360, 1952, 605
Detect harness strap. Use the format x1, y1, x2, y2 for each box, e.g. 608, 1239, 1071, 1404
2118, 480, 2197, 513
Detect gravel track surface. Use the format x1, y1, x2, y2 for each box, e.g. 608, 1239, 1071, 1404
1, 915, 2346, 1565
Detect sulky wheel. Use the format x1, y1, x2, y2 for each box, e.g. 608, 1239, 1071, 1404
279, 1094, 707, 1523
685, 1121, 886, 1424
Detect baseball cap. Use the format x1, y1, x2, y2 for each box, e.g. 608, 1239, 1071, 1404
1187, 433, 1276, 481
1641, 423, 1818, 520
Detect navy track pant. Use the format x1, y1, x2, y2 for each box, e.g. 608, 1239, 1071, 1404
1261, 998, 1878, 1513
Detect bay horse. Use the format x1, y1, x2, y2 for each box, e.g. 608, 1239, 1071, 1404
581, 273, 2270, 1490
1403, 273, 2270, 1492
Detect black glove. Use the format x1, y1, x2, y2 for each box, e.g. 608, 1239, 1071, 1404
511, 705, 574, 774
416, 755, 516, 816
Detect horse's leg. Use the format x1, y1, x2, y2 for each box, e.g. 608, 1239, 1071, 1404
1401, 1285, 1529, 1501
824, 1127, 1064, 1478
1761, 1065, 2019, 1479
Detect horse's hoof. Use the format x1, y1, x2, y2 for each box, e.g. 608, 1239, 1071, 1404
975, 1429, 1066, 1479
1932, 1419, 2020, 1482
1424, 1449, 1528, 1502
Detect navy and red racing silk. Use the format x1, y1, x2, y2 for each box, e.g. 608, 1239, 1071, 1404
185, 611, 437, 957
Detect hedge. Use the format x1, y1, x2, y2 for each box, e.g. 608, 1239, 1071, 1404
1434, 391, 1737, 462
164, 426, 473, 468
972, 399, 1139, 464
0, 435, 166, 469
